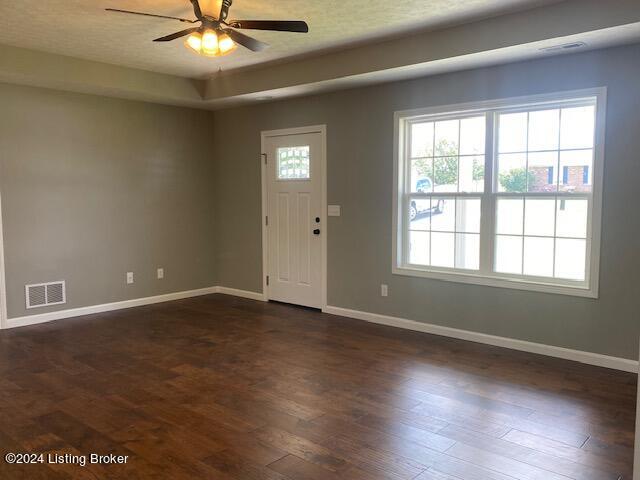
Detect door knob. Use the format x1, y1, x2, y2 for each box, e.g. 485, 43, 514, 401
313, 229, 320, 235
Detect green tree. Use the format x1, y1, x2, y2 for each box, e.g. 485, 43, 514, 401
413, 139, 484, 187
499, 168, 535, 192
472, 162, 484, 182
412, 139, 459, 185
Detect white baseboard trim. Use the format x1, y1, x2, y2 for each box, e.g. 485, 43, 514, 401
6, 289, 635, 373
323, 305, 638, 373
5, 286, 265, 329
215, 286, 266, 301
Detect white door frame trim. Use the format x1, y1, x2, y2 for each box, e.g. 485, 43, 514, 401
260, 125, 328, 309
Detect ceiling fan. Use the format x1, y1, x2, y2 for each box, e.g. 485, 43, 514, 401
106, 0, 309, 57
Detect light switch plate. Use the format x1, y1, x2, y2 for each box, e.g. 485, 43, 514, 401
328, 205, 341, 217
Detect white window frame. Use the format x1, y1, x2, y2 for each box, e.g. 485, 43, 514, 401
392, 88, 606, 298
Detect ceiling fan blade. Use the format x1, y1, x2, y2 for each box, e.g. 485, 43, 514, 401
105, 8, 197, 23
190, 0, 203, 20
229, 20, 309, 33
220, 0, 233, 22
224, 29, 268, 52
153, 27, 201, 42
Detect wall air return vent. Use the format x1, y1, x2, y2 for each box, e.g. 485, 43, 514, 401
25, 281, 66, 309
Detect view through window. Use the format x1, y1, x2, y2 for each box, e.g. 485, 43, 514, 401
395, 91, 603, 296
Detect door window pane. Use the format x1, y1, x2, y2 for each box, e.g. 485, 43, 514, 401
277, 146, 310, 179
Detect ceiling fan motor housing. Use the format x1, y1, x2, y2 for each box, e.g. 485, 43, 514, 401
105, 0, 308, 55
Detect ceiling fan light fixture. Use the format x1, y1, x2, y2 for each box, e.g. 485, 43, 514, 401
185, 31, 203, 53
185, 29, 236, 57
218, 33, 236, 55
201, 29, 219, 56
108, 0, 309, 58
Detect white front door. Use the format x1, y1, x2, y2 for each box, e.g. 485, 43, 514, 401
264, 129, 324, 308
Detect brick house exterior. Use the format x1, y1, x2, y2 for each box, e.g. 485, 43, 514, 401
530, 165, 590, 192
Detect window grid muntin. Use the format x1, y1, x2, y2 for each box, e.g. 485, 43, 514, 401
492, 100, 595, 283
495, 106, 595, 194
406, 114, 484, 271
404, 114, 488, 275
399, 95, 597, 289
408, 115, 486, 195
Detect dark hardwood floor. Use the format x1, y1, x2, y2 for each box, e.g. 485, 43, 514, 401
0, 294, 636, 479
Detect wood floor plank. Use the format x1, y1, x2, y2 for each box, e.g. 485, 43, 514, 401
0, 294, 634, 479
441, 424, 620, 480
317, 433, 429, 479
268, 453, 407, 480
253, 425, 348, 472
202, 448, 288, 480
415, 468, 465, 480
311, 413, 456, 454
503, 429, 631, 478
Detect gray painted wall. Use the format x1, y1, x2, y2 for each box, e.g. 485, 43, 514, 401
213, 44, 640, 360
0, 83, 217, 318
0, 44, 637, 360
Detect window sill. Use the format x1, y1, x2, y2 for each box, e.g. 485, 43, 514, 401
392, 265, 598, 298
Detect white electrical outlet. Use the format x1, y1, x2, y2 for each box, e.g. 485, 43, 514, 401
381, 284, 388, 297
126, 272, 134, 284
157, 268, 164, 279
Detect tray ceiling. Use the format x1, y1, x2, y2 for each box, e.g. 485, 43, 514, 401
0, 0, 559, 78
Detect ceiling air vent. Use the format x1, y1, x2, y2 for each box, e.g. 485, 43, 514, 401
539, 42, 586, 53
25, 281, 66, 309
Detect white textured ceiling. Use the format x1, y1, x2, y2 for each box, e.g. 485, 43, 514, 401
0, 0, 560, 79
